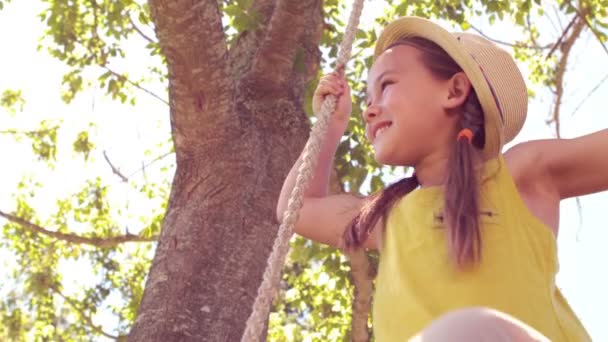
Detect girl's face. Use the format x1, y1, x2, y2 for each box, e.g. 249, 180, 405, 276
364, 45, 462, 167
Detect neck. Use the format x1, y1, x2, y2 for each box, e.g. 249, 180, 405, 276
414, 154, 450, 188
414, 149, 486, 188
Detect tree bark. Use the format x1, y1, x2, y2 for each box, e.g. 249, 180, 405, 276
129, 0, 324, 341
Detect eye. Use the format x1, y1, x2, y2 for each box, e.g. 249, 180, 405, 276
381, 80, 394, 91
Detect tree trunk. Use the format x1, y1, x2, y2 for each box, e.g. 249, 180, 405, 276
129, 0, 324, 341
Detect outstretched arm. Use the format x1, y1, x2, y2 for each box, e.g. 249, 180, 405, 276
521, 129, 608, 200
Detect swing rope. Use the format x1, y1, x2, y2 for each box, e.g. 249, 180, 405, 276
241, 0, 371, 341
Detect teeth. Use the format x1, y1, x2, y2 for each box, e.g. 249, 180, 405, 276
375, 126, 389, 140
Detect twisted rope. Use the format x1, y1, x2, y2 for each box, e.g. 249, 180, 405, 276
240, 0, 371, 341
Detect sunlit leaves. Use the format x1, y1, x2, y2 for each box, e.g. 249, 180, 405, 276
269, 237, 355, 341
1, 89, 25, 115
514, 46, 557, 91
2, 0, 166, 339
1, 189, 66, 340
0, 304, 28, 342
29, 121, 59, 162
2, 171, 162, 338
73, 130, 94, 161
580, 0, 608, 47
221, 0, 263, 45
39, 0, 160, 104
60, 69, 84, 104
0, 0, 11, 11
99, 69, 128, 103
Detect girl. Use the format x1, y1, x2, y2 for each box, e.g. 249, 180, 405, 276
277, 16, 607, 341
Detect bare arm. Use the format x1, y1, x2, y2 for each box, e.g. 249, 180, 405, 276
277, 127, 343, 205
508, 128, 608, 200
276, 71, 379, 250
276, 126, 379, 249
544, 128, 608, 199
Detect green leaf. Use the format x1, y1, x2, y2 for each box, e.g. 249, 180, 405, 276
1, 89, 25, 114
72, 131, 94, 161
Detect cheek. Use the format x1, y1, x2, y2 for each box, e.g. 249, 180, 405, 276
390, 100, 445, 146
389, 89, 443, 126
410, 90, 447, 126
393, 82, 441, 108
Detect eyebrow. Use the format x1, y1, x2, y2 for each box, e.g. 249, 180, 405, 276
365, 69, 398, 102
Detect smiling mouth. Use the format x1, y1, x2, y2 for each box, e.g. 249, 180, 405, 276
373, 123, 392, 142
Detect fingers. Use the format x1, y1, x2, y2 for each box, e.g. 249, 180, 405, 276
319, 72, 346, 96
324, 71, 346, 85
312, 70, 352, 120
319, 81, 343, 97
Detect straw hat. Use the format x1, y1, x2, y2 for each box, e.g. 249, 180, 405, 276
374, 16, 528, 159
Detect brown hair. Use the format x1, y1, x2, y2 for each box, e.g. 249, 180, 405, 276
343, 37, 486, 267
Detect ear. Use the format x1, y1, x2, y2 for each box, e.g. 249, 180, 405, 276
442, 72, 471, 110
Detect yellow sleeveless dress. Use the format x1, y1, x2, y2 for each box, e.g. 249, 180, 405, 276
372, 155, 591, 342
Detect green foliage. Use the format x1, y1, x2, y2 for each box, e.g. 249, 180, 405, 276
2, 187, 69, 340
1, 89, 25, 115
0, 120, 61, 164
0, 0, 173, 339
580, 0, 608, 44
268, 238, 356, 341
98, 70, 129, 104
221, 0, 264, 46
2, 166, 169, 339
39, 0, 164, 104
73, 130, 95, 161
0, 0, 11, 11
29, 121, 60, 163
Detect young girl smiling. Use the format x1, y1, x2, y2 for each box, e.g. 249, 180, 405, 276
277, 16, 605, 341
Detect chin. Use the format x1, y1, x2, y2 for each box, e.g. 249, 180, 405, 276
373, 150, 410, 167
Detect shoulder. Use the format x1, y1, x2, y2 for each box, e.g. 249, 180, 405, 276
503, 142, 560, 206
503, 141, 544, 187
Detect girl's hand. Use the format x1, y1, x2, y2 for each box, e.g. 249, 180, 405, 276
312, 70, 352, 131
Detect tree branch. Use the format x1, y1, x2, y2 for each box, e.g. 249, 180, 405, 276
227, 0, 276, 79
247, 0, 319, 91
469, 24, 550, 50
547, 15, 586, 138
148, 0, 232, 154
103, 150, 129, 182
90, 0, 165, 108
567, 0, 608, 58
552, 3, 565, 31
581, 20, 608, 58
102, 66, 168, 106
525, 13, 541, 48
0, 210, 157, 248
127, 11, 157, 45
0, 127, 57, 136
546, 14, 578, 60
51, 285, 123, 340
127, 150, 174, 179
570, 72, 608, 117
149, 0, 229, 69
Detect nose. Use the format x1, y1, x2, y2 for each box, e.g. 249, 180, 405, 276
363, 103, 379, 124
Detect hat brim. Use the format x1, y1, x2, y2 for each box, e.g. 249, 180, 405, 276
374, 17, 504, 159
